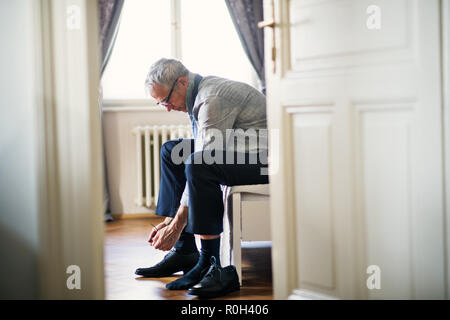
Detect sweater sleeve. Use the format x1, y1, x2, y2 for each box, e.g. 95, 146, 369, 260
180, 183, 189, 207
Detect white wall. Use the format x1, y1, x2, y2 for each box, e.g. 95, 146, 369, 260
0, 0, 40, 299
103, 107, 189, 215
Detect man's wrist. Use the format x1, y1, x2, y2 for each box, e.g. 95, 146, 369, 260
172, 206, 188, 231
163, 217, 173, 225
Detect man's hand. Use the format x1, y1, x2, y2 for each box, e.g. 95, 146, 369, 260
148, 206, 188, 251
152, 224, 183, 251
148, 218, 172, 245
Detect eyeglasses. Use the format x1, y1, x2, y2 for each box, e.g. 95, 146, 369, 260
157, 78, 178, 107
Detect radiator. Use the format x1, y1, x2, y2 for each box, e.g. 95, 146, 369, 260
132, 124, 193, 208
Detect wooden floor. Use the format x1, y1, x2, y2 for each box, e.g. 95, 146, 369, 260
104, 217, 273, 300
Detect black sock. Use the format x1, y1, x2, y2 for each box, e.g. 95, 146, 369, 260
166, 237, 220, 290
174, 229, 198, 254
199, 237, 221, 267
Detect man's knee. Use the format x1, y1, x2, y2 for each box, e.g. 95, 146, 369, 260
160, 140, 177, 161
184, 152, 210, 179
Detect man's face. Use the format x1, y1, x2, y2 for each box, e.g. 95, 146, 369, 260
149, 78, 188, 113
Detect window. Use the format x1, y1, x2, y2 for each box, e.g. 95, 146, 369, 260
101, 0, 257, 104
101, 0, 171, 101
180, 0, 255, 85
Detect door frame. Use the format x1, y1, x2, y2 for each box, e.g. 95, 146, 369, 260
441, 0, 450, 300
34, 0, 104, 299
264, 0, 300, 300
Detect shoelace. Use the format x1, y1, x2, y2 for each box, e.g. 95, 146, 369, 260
204, 256, 221, 279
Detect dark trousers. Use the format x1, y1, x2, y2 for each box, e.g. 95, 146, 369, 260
155, 138, 269, 235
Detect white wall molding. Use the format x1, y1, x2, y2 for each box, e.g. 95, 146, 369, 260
102, 106, 166, 113
288, 289, 338, 300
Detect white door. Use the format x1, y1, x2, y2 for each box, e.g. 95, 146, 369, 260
264, 0, 445, 299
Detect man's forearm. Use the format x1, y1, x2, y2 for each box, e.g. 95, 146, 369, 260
171, 205, 188, 231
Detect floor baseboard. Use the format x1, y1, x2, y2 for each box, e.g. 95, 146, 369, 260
111, 213, 160, 220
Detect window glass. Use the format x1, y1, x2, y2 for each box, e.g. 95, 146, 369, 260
101, 0, 171, 100
180, 0, 256, 86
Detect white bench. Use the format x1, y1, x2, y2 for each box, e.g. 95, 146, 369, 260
220, 184, 271, 285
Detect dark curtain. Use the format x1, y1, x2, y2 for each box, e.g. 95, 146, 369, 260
98, 0, 124, 220
225, 0, 266, 94
99, 0, 125, 76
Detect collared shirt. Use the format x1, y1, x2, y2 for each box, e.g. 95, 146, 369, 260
180, 72, 268, 207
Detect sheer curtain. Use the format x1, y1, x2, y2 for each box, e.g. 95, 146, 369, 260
98, 0, 124, 221
225, 0, 266, 93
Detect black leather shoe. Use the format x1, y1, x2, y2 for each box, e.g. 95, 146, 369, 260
135, 249, 199, 277
188, 257, 240, 298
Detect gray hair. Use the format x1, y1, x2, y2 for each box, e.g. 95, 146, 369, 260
145, 58, 189, 90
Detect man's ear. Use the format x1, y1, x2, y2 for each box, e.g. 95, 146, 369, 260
178, 76, 189, 88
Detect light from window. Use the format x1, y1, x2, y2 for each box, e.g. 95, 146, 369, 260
180, 0, 256, 86
101, 0, 257, 102
101, 0, 171, 100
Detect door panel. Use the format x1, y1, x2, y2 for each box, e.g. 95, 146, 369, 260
358, 105, 413, 299
289, 0, 410, 71
292, 110, 335, 291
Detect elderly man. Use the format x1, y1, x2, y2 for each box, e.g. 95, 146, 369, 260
135, 58, 268, 298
